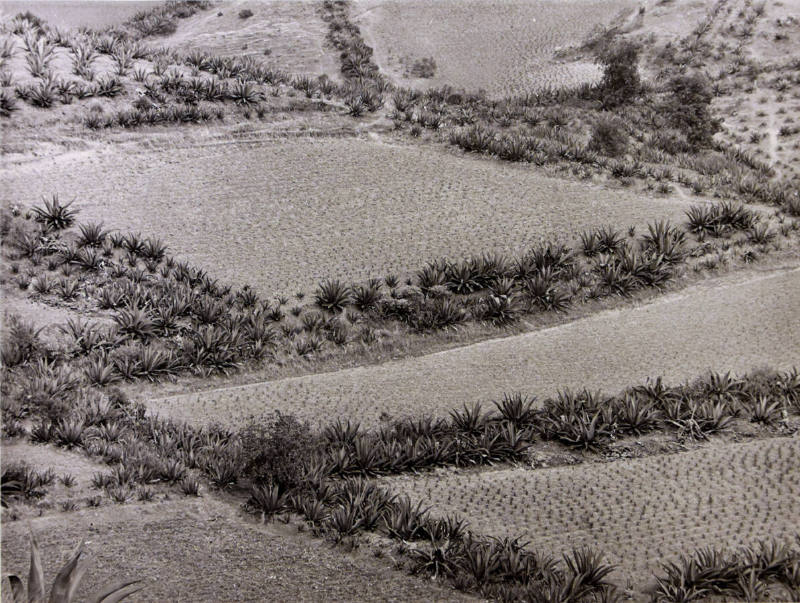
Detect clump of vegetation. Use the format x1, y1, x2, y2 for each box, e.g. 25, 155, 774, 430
407, 56, 437, 79
238, 9, 254, 20
660, 72, 722, 150
596, 39, 643, 108
588, 115, 629, 157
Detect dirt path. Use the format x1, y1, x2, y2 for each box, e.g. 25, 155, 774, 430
149, 266, 800, 428
766, 94, 780, 170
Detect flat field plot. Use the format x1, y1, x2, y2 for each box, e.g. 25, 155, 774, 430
383, 438, 800, 590
149, 268, 800, 429
357, 0, 636, 97
1, 138, 691, 297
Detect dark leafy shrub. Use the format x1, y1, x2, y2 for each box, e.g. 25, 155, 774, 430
596, 39, 642, 108
239, 412, 316, 489
588, 116, 628, 157
661, 73, 721, 149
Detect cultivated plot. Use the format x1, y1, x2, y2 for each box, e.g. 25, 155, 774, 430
161, 0, 339, 76
383, 437, 800, 590
356, 0, 636, 97
0, 496, 470, 602
0, 137, 694, 296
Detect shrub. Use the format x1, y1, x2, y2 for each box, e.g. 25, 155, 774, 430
661, 73, 721, 149
596, 39, 642, 108
239, 8, 254, 19
588, 116, 628, 157
239, 412, 316, 489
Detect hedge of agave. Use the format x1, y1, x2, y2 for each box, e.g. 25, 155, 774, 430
310, 368, 800, 478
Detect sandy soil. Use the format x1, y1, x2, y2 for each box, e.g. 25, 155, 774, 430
0, 496, 472, 602
356, 0, 637, 97
147, 267, 800, 428
383, 436, 800, 591
0, 137, 697, 297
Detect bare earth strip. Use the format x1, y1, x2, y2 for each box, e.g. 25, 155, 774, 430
0, 496, 471, 602
382, 437, 800, 591
0, 138, 694, 296
148, 267, 800, 429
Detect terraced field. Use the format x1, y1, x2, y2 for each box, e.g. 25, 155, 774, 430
162, 0, 339, 76
0, 496, 469, 602
356, 0, 636, 97
0, 1, 153, 29
149, 267, 800, 428
0, 138, 693, 297
383, 437, 800, 591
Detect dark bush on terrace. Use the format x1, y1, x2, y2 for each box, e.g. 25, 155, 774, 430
239, 9, 254, 19
661, 72, 722, 150
409, 57, 436, 79
239, 412, 316, 489
596, 39, 642, 108
588, 116, 629, 157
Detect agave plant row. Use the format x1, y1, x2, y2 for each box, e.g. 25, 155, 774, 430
309, 368, 800, 478
1, 194, 791, 389
247, 475, 620, 602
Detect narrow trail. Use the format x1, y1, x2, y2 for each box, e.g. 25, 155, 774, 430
150, 266, 800, 428
766, 95, 780, 171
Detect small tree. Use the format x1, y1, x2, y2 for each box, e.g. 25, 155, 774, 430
661, 72, 721, 149
596, 40, 642, 108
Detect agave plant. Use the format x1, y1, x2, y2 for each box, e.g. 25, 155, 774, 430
314, 279, 352, 313
5, 530, 143, 602
31, 194, 77, 231
76, 222, 107, 248
493, 392, 537, 427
